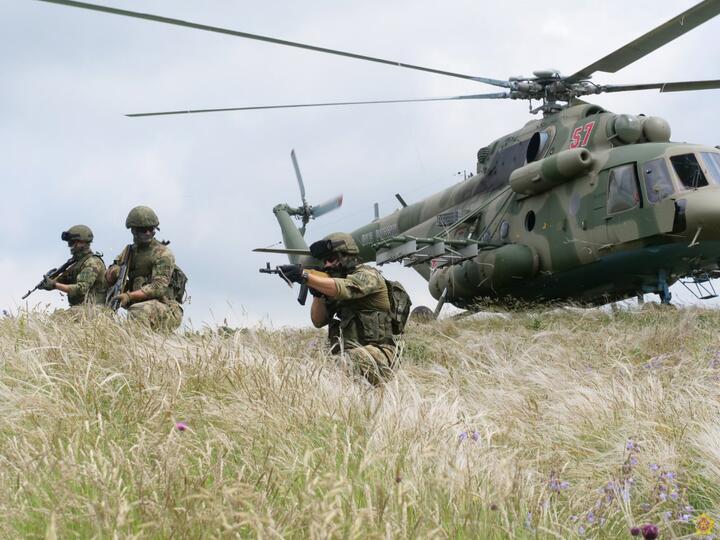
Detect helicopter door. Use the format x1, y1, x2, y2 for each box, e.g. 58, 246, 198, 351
603, 163, 674, 245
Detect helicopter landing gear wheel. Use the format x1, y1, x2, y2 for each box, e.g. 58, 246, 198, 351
657, 271, 672, 305
410, 306, 434, 323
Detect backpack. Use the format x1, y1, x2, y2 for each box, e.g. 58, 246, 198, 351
170, 265, 188, 303
385, 279, 411, 334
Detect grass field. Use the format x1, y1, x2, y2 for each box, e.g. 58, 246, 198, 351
0, 306, 718, 538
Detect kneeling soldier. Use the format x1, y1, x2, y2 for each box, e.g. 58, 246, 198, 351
39, 225, 107, 307
279, 232, 398, 385
106, 206, 183, 331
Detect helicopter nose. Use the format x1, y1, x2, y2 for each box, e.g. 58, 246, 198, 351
678, 187, 720, 240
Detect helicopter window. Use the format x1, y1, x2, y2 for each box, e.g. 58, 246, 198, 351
670, 154, 708, 189
607, 164, 640, 214
524, 211, 536, 232
500, 221, 510, 240
526, 131, 550, 163
700, 153, 720, 184
643, 158, 675, 203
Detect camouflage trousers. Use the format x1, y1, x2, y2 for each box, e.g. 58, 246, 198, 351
341, 343, 399, 386
52, 304, 111, 322
127, 300, 182, 331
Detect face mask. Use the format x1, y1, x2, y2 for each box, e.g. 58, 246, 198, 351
132, 227, 155, 246
68, 241, 88, 257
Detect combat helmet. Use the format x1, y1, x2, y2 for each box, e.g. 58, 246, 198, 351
61, 224, 94, 243
125, 206, 159, 229
310, 232, 360, 260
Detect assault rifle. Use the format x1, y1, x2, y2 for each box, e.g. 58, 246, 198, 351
259, 263, 328, 305
106, 245, 133, 311
22, 257, 75, 300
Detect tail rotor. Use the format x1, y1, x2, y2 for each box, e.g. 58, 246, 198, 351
289, 149, 342, 235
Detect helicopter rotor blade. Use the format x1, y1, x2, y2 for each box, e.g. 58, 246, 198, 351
311, 195, 344, 219
126, 93, 510, 117
37, 0, 509, 88
290, 149, 307, 207
602, 79, 720, 93
567, 0, 720, 82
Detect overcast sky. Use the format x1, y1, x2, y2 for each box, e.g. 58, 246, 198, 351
3, 0, 720, 328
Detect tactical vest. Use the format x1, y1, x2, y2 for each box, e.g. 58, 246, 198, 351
128, 245, 155, 293
62, 252, 107, 306
327, 273, 394, 351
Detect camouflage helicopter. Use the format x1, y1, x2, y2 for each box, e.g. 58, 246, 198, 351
41, 0, 720, 312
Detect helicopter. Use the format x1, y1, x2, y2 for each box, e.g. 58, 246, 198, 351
37, 0, 720, 312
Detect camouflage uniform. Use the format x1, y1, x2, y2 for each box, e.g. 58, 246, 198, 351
111, 239, 182, 331
325, 264, 397, 385
56, 247, 107, 306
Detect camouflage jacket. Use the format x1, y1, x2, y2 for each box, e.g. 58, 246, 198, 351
326, 265, 393, 349
111, 239, 177, 306
57, 249, 107, 306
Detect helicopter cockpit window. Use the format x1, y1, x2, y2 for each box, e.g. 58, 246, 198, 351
670, 153, 708, 189
700, 152, 720, 184
643, 158, 675, 203
607, 164, 640, 214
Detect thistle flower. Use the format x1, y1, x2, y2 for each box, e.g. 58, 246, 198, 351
630, 526, 641, 536
175, 422, 188, 431
640, 523, 658, 539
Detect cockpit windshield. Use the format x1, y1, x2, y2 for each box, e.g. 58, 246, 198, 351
700, 152, 720, 184
670, 153, 708, 189
642, 158, 675, 203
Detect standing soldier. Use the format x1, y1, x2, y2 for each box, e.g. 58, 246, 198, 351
278, 232, 401, 385
39, 225, 107, 307
105, 206, 183, 331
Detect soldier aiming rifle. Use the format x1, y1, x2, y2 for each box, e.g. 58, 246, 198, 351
24, 225, 107, 308
263, 232, 411, 385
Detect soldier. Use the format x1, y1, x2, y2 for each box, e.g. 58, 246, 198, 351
278, 232, 398, 385
39, 224, 107, 307
105, 206, 183, 331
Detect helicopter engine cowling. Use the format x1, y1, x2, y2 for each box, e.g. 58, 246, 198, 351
509, 148, 593, 197
428, 244, 539, 304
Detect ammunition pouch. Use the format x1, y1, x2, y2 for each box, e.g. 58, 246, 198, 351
329, 308, 394, 352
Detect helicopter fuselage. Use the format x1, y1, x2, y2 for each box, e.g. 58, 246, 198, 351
348, 103, 720, 307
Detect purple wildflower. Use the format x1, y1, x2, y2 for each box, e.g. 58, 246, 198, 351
578, 525, 586, 536
641, 523, 659, 539
587, 511, 596, 523
630, 526, 641, 536
458, 431, 468, 441
630, 456, 639, 466
626, 440, 636, 451
175, 422, 188, 432
649, 463, 660, 472
663, 511, 672, 521
680, 513, 692, 523
471, 431, 480, 442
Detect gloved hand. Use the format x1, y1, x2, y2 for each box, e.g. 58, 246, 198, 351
116, 292, 132, 308
278, 264, 304, 284
40, 276, 56, 291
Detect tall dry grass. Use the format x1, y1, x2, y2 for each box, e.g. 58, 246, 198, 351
0, 306, 717, 538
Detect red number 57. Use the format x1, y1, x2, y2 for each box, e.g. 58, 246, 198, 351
569, 121, 595, 148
